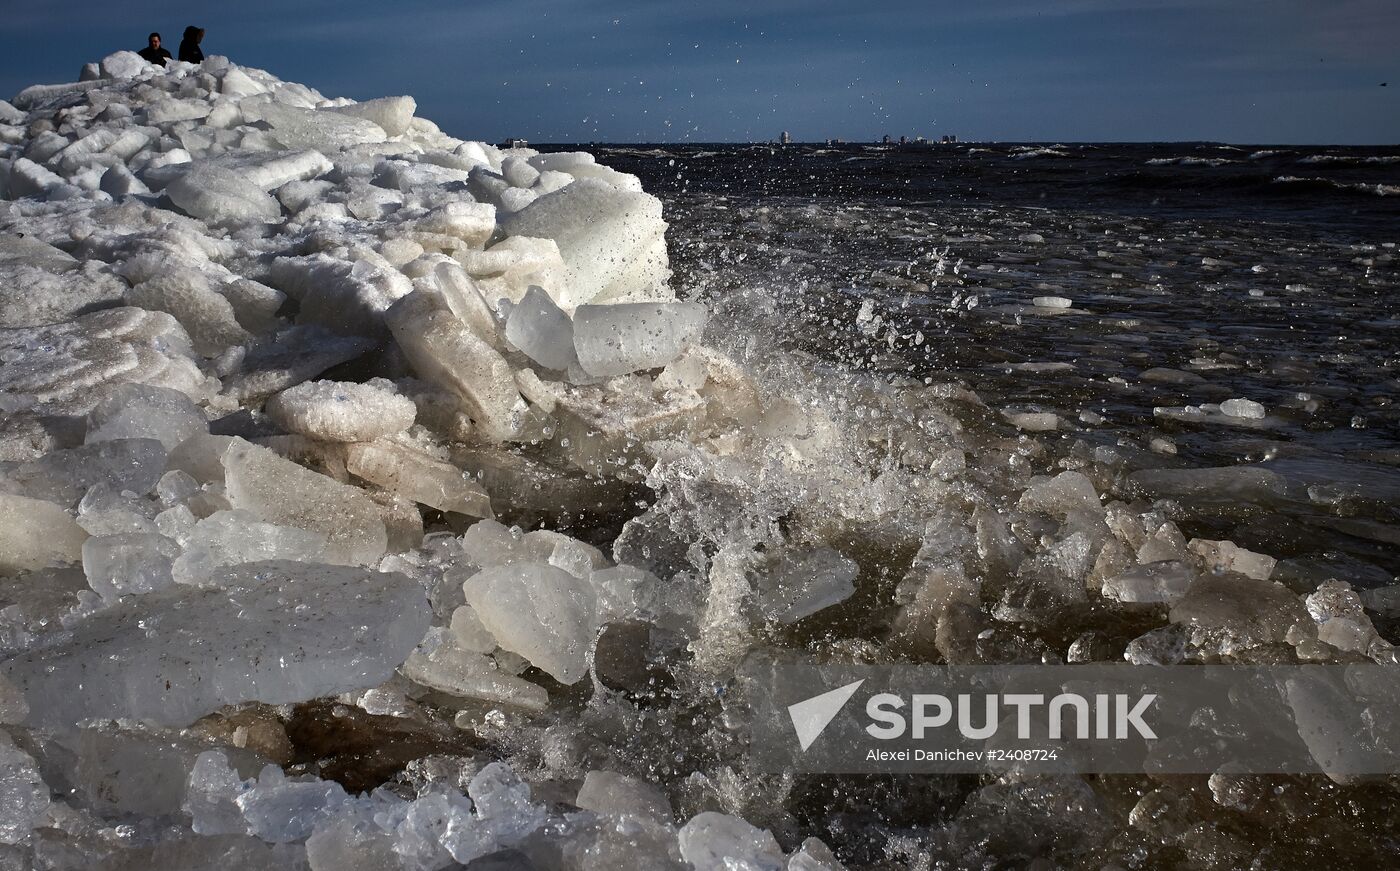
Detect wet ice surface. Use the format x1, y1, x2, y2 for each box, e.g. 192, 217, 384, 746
1, 56, 1399, 869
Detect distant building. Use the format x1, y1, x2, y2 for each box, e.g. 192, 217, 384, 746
502, 138, 529, 149
780, 130, 791, 145
882, 135, 891, 144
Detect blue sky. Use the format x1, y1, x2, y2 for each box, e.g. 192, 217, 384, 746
1, 0, 1395, 143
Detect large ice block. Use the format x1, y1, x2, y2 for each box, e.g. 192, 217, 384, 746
572, 302, 707, 377
500, 178, 671, 309
3, 560, 430, 730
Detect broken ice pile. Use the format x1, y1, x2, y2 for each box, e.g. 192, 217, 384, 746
0, 51, 860, 868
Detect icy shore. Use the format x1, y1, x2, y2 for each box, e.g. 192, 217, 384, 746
0, 50, 1396, 870
0, 51, 816, 869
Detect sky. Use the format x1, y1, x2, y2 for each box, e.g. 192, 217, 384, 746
1, 0, 1396, 144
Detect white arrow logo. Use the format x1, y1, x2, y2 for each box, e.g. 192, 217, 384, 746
787, 679, 865, 751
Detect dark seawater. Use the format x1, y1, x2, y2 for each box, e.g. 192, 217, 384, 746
593, 141, 1400, 232
531, 141, 1400, 866
554, 141, 1400, 577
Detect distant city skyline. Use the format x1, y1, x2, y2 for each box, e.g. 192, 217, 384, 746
1, 0, 1396, 144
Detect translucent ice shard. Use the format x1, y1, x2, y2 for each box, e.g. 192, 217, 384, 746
459, 563, 599, 684
572, 301, 707, 377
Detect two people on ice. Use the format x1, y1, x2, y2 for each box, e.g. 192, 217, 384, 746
137, 26, 204, 67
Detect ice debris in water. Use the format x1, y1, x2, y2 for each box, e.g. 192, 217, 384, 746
1219, 397, 1267, 419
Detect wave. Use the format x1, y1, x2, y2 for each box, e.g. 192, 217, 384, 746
1248, 149, 1290, 160
599, 147, 676, 158
1272, 175, 1400, 196
1297, 154, 1400, 165
1010, 147, 1073, 160
1145, 156, 1238, 167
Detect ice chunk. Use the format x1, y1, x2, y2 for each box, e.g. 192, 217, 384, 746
236, 765, 353, 843
1169, 574, 1310, 644
572, 301, 707, 377
166, 165, 282, 227
172, 510, 329, 586
345, 439, 492, 517
99, 50, 148, 79
244, 100, 388, 150
0, 306, 204, 417
222, 326, 376, 401
460, 236, 569, 307
1305, 580, 1379, 654
1101, 561, 1197, 604
1018, 470, 1101, 518
1003, 410, 1062, 431
6, 157, 66, 199
757, 547, 858, 623
0, 492, 87, 572
400, 627, 548, 712
125, 267, 252, 356
325, 96, 416, 137
1220, 398, 1266, 420
411, 258, 499, 344
788, 838, 845, 871
526, 151, 596, 174
505, 285, 577, 371
575, 770, 672, 821
204, 149, 334, 190
1032, 296, 1073, 308
501, 178, 671, 309
678, 812, 785, 871
411, 200, 497, 247
459, 563, 599, 684
468, 761, 548, 846
270, 253, 412, 338
501, 156, 540, 188
220, 67, 268, 98
386, 291, 525, 441
3, 560, 430, 729
86, 383, 206, 450
82, 532, 180, 599
1188, 539, 1276, 581
173, 435, 386, 565
306, 818, 401, 871
1128, 466, 1297, 506
0, 438, 166, 505
211, 437, 388, 565
266, 379, 416, 442
185, 750, 252, 835
0, 733, 50, 846
450, 605, 498, 652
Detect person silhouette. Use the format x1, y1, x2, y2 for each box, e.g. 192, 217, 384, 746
138, 32, 172, 67
178, 26, 205, 64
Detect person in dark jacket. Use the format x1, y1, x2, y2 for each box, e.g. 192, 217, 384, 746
138, 32, 172, 66
178, 26, 205, 64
